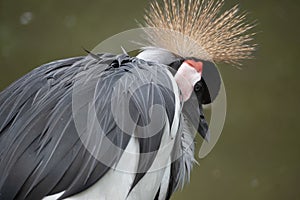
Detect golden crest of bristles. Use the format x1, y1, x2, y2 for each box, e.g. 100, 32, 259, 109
144, 0, 256, 65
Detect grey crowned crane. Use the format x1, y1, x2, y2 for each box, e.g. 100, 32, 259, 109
0, 0, 255, 199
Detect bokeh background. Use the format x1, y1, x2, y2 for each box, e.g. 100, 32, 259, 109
0, 0, 299, 199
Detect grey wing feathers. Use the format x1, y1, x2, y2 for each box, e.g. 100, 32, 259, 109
0, 53, 177, 200
165, 118, 196, 199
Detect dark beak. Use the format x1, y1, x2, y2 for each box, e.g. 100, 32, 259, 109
182, 93, 210, 141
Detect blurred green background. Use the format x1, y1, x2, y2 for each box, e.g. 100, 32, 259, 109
0, 0, 299, 199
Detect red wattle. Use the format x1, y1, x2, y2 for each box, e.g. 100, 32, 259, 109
185, 60, 203, 73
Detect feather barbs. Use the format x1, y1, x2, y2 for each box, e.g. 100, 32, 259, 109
143, 0, 256, 65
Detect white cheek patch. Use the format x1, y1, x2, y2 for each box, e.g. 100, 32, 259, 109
174, 62, 202, 101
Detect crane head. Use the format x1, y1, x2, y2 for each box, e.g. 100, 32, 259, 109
137, 46, 221, 140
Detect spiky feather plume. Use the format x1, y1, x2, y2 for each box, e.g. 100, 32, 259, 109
144, 0, 256, 65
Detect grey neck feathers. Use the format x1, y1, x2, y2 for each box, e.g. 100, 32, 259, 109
170, 117, 196, 192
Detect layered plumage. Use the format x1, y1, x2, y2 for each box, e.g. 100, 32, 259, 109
0, 0, 256, 199
0, 53, 200, 199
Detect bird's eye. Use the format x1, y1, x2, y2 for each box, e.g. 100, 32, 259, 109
194, 81, 203, 92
